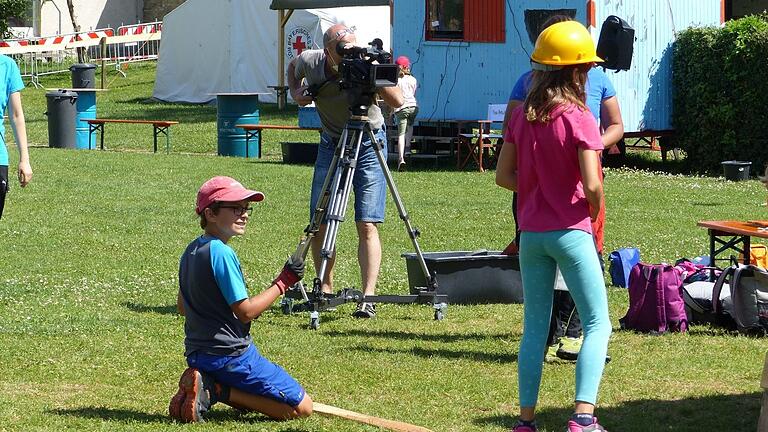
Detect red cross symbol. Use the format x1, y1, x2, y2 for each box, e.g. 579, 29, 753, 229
292, 36, 307, 55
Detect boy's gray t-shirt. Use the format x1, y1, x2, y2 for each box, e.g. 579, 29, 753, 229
293, 49, 384, 138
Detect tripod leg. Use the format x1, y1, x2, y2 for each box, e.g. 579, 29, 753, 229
316, 126, 365, 284
367, 125, 438, 292
289, 149, 340, 302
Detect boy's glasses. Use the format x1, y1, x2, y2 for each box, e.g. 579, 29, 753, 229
219, 205, 254, 217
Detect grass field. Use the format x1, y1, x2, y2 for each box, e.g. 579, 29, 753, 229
0, 63, 765, 431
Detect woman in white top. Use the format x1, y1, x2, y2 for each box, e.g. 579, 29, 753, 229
393, 56, 418, 171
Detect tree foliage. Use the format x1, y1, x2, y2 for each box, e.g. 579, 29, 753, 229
0, 0, 27, 39
672, 14, 768, 174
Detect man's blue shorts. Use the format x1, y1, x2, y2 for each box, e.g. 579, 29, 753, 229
186, 344, 305, 407
310, 128, 387, 223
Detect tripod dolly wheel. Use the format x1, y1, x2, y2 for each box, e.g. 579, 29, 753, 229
309, 311, 320, 330
433, 303, 447, 321
280, 297, 294, 315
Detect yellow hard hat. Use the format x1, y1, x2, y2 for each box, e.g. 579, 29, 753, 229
530, 21, 603, 67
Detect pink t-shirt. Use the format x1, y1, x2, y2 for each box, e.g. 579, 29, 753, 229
504, 103, 603, 234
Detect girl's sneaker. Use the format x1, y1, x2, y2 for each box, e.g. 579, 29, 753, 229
566, 416, 607, 431
511, 420, 537, 432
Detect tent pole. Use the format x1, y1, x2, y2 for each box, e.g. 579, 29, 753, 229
277, 9, 293, 110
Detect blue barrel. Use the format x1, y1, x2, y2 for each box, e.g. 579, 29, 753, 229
216, 94, 260, 157
74, 90, 97, 149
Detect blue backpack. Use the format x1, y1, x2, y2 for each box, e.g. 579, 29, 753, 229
609, 248, 641, 288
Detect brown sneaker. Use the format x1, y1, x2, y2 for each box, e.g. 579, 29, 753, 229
168, 377, 186, 421
175, 368, 214, 423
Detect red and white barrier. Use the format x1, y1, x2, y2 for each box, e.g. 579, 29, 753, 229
0, 39, 29, 48
118, 22, 162, 36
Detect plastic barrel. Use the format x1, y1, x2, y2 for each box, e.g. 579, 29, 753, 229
216, 94, 260, 157
74, 90, 97, 149
45, 90, 78, 149
70, 63, 97, 89
721, 160, 751, 181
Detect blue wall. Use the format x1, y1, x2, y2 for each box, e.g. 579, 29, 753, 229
393, 0, 721, 132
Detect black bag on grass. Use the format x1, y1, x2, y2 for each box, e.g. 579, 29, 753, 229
681, 266, 735, 329
730, 265, 768, 335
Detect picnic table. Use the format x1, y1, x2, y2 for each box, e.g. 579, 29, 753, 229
697, 220, 768, 278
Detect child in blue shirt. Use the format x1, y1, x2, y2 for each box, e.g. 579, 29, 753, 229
0, 54, 33, 218
169, 176, 312, 423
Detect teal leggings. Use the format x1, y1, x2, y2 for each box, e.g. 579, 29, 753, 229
518, 229, 611, 407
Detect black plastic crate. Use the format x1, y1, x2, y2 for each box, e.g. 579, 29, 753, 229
402, 250, 522, 304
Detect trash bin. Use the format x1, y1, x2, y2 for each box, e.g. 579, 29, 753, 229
45, 89, 78, 149
216, 93, 260, 157
721, 160, 751, 181
74, 90, 97, 149
70, 63, 97, 89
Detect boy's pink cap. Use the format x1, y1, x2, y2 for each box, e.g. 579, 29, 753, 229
196, 176, 264, 214
395, 55, 410, 68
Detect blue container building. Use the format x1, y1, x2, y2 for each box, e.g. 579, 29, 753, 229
392, 0, 724, 135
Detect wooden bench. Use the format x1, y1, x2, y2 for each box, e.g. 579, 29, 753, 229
85, 119, 179, 153
237, 124, 322, 159
621, 130, 678, 162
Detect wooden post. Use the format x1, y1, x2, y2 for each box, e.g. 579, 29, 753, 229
277, 9, 293, 110
313, 403, 433, 432
99, 36, 107, 89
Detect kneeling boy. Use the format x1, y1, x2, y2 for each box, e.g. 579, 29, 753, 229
169, 176, 312, 422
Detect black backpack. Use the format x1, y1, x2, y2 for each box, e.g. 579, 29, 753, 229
682, 265, 768, 335
596, 15, 635, 71
730, 265, 768, 336
682, 266, 736, 329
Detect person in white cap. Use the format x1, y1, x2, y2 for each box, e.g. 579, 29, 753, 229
169, 176, 313, 423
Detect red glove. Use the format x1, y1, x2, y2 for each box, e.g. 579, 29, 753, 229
272, 256, 305, 294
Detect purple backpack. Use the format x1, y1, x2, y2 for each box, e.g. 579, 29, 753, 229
620, 263, 688, 333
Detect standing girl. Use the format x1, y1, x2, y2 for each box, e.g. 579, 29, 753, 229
393, 56, 418, 171
496, 21, 612, 432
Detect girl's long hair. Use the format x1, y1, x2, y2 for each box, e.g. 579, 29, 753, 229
524, 63, 591, 123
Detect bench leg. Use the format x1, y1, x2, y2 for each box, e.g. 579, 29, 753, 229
154, 126, 171, 154
245, 130, 254, 158
90, 123, 105, 150
88, 123, 102, 151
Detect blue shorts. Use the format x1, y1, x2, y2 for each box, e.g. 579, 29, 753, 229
310, 129, 387, 223
186, 344, 306, 407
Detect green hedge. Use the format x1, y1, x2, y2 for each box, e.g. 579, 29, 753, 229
672, 14, 768, 176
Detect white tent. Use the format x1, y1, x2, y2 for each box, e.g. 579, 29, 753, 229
152, 0, 391, 104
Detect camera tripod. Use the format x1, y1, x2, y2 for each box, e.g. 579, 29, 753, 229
281, 97, 447, 330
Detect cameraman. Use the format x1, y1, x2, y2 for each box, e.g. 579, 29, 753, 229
287, 24, 403, 318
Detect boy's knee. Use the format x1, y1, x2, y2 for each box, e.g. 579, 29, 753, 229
295, 394, 313, 418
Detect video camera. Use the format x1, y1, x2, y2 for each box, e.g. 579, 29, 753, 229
336, 39, 399, 91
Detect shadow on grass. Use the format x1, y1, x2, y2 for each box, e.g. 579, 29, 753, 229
473, 391, 761, 431
123, 302, 177, 315
358, 345, 518, 364
323, 328, 520, 342
606, 149, 689, 175
691, 202, 725, 207
51, 406, 284, 425
51, 407, 167, 423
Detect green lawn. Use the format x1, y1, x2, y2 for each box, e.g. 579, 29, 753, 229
0, 63, 765, 431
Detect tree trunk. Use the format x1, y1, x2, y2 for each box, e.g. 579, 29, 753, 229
65, 0, 85, 63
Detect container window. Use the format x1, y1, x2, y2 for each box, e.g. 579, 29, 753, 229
425, 0, 505, 43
